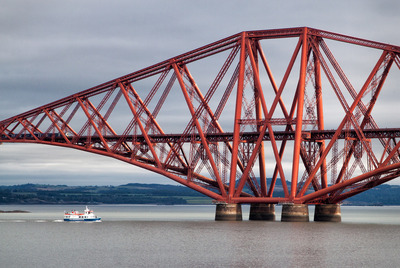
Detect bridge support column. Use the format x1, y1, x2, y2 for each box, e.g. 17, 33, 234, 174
215, 203, 242, 221
249, 203, 275, 221
314, 204, 341, 222
281, 204, 309, 222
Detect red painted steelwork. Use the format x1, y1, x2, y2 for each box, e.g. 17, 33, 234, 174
1, 27, 400, 204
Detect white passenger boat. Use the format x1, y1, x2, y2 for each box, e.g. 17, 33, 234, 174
64, 206, 101, 222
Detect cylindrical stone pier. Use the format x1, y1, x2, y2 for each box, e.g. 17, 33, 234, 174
281, 204, 309, 222
314, 204, 341, 222
215, 203, 242, 221
249, 203, 276, 221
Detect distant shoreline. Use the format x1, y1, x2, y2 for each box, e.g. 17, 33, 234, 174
0, 210, 30, 213
1, 182, 400, 206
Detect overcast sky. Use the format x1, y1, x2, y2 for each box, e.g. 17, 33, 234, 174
1, 0, 400, 186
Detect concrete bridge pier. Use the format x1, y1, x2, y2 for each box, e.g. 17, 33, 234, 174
215, 203, 242, 221
249, 203, 276, 221
281, 203, 309, 222
314, 204, 341, 222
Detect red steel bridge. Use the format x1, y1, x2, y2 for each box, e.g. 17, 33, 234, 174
1, 27, 400, 206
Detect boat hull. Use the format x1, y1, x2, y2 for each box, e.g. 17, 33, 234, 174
64, 218, 101, 222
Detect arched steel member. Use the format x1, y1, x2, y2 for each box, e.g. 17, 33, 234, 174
1, 27, 400, 221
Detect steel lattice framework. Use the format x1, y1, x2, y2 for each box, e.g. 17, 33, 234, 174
1, 27, 400, 204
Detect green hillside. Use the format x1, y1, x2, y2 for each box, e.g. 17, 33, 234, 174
0, 182, 399, 205
0, 183, 212, 205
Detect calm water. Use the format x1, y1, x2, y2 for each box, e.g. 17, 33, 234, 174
1, 205, 400, 268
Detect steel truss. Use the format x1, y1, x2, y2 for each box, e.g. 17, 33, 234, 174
1, 27, 400, 204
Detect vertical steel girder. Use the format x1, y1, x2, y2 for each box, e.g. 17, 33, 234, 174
1, 27, 400, 204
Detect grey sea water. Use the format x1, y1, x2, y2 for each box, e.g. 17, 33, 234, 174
1, 205, 400, 267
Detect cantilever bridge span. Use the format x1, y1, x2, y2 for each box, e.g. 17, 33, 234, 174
1, 27, 400, 220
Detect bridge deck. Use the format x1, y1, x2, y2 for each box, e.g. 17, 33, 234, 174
1, 128, 400, 144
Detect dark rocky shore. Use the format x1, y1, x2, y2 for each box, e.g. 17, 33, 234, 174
0, 210, 30, 213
